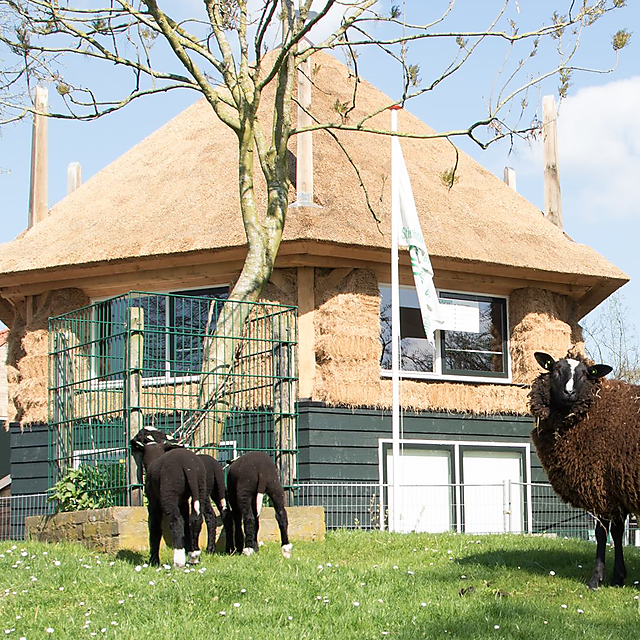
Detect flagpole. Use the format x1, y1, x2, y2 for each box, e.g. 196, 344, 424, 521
390, 105, 401, 533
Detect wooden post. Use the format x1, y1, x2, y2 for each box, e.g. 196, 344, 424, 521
67, 162, 81, 195
543, 95, 563, 229
128, 307, 144, 507
297, 267, 315, 399
503, 166, 517, 192
293, 55, 318, 207
28, 87, 48, 228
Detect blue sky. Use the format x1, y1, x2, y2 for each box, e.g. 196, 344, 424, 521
0, 1, 638, 358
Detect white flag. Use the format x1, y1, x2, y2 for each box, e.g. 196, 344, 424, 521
392, 135, 444, 347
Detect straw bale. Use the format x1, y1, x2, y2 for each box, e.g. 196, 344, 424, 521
379, 379, 529, 415
8, 288, 90, 425
509, 288, 584, 385
314, 269, 382, 404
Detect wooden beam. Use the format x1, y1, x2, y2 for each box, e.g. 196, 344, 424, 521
503, 166, 517, 191
297, 267, 315, 399
67, 162, 81, 195
28, 87, 48, 229
543, 95, 563, 229
321, 267, 353, 291
269, 269, 295, 296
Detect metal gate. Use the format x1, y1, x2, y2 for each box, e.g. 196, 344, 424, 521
48, 291, 298, 506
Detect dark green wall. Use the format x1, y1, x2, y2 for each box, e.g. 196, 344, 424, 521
0, 422, 10, 480
297, 402, 544, 483
10, 422, 49, 495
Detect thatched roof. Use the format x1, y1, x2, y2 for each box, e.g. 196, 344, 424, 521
0, 51, 627, 315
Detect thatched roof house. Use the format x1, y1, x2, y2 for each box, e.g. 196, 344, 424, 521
0, 52, 629, 521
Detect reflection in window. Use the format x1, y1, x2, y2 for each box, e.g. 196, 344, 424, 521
94, 287, 229, 382
379, 286, 508, 379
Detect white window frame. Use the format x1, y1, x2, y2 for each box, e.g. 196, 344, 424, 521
379, 284, 512, 383
378, 438, 532, 533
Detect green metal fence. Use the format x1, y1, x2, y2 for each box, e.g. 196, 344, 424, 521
48, 291, 298, 506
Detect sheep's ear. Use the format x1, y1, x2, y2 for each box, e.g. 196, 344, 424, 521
534, 352, 555, 371
587, 364, 612, 379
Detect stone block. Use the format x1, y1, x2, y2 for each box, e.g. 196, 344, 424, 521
25, 505, 325, 555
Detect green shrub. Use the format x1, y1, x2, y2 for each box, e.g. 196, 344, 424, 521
48, 461, 127, 512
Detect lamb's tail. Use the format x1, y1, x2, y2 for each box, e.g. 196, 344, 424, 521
184, 465, 202, 516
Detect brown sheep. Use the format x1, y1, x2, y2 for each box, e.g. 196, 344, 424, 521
529, 350, 640, 589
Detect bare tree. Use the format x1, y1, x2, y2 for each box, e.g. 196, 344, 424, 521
583, 291, 640, 384
0, 0, 631, 442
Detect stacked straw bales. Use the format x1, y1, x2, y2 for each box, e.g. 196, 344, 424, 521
7, 288, 89, 425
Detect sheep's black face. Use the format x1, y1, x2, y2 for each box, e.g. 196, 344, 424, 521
130, 427, 177, 451
534, 352, 612, 410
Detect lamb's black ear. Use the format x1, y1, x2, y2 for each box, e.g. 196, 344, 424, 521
534, 352, 555, 371
587, 364, 613, 379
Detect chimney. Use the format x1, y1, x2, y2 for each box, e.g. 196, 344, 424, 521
292, 52, 319, 208
67, 162, 81, 195
542, 95, 563, 229
503, 166, 517, 191
28, 86, 49, 229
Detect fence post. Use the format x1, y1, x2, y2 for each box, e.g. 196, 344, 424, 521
503, 480, 511, 533
127, 307, 144, 507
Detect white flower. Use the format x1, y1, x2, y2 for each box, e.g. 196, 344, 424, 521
421, 602, 427, 607
407, 570, 414, 575
46, 628, 54, 633
219, 612, 226, 616
577, 609, 584, 614
549, 571, 556, 576
561, 604, 567, 609
494, 625, 500, 630
149, 581, 155, 586
353, 602, 360, 607
53, 561, 61, 567
287, 616, 293, 621
135, 566, 142, 572
240, 589, 247, 594
233, 603, 240, 608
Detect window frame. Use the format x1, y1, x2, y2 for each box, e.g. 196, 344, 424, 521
378, 438, 532, 534
379, 284, 511, 383
90, 285, 230, 388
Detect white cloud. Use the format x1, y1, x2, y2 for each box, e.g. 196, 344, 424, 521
557, 77, 640, 220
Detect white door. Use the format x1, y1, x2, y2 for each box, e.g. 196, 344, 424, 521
386, 448, 452, 533
462, 450, 523, 533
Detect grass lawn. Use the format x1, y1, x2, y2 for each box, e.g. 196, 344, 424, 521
2, 530, 640, 639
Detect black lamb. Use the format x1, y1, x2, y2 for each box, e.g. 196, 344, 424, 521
224, 451, 292, 558
198, 453, 228, 553
529, 350, 640, 589
130, 427, 207, 567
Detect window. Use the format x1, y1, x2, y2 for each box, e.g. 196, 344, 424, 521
380, 440, 530, 533
93, 287, 229, 383
379, 286, 508, 380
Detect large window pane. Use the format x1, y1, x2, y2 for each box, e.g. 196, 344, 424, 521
379, 286, 435, 373
170, 288, 228, 376
440, 293, 507, 377
379, 286, 508, 378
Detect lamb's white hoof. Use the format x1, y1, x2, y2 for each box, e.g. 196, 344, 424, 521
242, 548, 255, 557
281, 543, 293, 559
187, 550, 201, 564
173, 548, 186, 568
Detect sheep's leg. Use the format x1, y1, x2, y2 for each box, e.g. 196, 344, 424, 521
188, 503, 203, 564
240, 495, 258, 556
166, 504, 187, 567
222, 506, 236, 554
234, 506, 246, 554
588, 518, 610, 590
148, 505, 163, 566
201, 497, 217, 554
271, 491, 292, 559
610, 516, 627, 587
